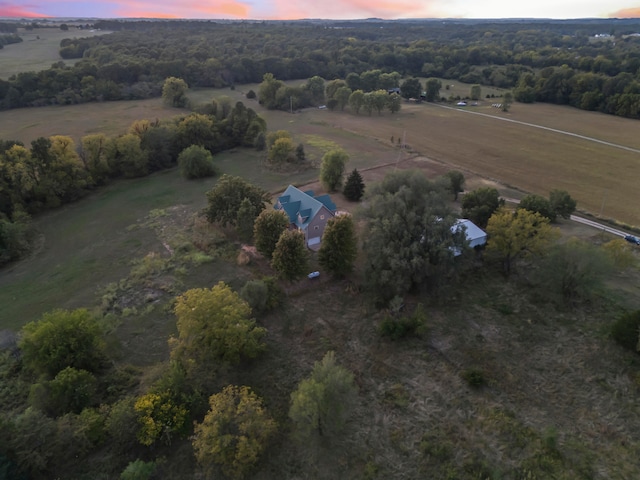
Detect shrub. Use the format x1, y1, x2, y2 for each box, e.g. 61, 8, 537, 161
177, 145, 216, 179
120, 459, 156, 480
611, 310, 640, 352
240, 279, 269, 314
246, 89, 256, 99
379, 304, 427, 340
263, 276, 284, 311
461, 368, 486, 388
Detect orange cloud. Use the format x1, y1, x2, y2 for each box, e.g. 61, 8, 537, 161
114, 0, 250, 18
266, 0, 443, 20
0, 5, 49, 17
609, 7, 640, 18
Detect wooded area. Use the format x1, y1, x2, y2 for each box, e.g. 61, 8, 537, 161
0, 19, 640, 117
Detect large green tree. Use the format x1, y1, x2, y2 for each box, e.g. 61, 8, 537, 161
170, 282, 266, 376
445, 170, 465, 201
549, 189, 577, 219
205, 175, 270, 227
271, 229, 309, 282
19, 308, 107, 377
348, 89, 365, 114
518, 193, 556, 222
289, 351, 357, 439
254, 209, 289, 259
486, 207, 558, 275
193, 385, 277, 479
335, 86, 352, 111
361, 170, 464, 303
320, 149, 349, 192
258, 73, 284, 109
318, 214, 358, 278
424, 78, 442, 102
162, 76, 188, 107
461, 186, 504, 228
400, 77, 422, 99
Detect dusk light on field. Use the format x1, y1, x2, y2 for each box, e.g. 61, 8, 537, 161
1, 0, 639, 20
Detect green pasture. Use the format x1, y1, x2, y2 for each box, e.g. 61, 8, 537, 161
0, 146, 311, 331
0, 27, 109, 80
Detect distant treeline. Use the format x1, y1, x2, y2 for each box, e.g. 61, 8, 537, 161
0, 33, 21, 48
1, 19, 640, 117
0, 22, 18, 33
0, 100, 266, 265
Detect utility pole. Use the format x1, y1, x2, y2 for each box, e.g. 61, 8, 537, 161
394, 130, 406, 171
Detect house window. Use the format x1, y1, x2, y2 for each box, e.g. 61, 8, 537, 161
320, 215, 325, 220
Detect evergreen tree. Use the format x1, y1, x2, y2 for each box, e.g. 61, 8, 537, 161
254, 209, 289, 259
271, 230, 309, 282
236, 197, 257, 242
318, 215, 358, 277
343, 169, 365, 201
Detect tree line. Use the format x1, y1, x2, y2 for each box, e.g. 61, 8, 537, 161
2, 19, 640, 116
0, 96, 266, 265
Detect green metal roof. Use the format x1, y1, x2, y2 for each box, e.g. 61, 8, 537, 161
274, 185, 335, 230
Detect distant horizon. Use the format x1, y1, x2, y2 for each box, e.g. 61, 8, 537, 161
1, 15, 639, 22
0, 1, 639, 22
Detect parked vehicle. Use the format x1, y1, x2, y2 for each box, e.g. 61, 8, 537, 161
624, 235, 640, 245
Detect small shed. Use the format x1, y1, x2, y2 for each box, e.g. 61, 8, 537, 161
451, 219, 487, 256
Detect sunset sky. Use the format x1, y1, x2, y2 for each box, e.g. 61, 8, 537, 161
1, 0, 639, 21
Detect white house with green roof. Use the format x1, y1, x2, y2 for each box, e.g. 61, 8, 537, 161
274, 185, 337, 250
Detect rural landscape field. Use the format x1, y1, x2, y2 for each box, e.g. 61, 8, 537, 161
1, 18, 640, 480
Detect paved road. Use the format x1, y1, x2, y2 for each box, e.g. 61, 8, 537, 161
502, 196, 632, 237
568, 214, 630, 237
432, 103, 640, 154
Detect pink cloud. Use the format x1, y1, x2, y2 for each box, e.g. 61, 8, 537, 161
265, 0, 443, 19
0, 3, 49, 17
113, 0, 250, 18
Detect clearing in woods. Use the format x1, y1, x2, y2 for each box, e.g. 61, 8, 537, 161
0, 27, 109, 80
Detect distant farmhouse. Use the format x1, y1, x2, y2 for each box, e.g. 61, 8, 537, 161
274, 185, 337, 250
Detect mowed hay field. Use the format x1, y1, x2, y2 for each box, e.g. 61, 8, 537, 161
0, 27, 109, 80
194, 86, 640, 227
0, 97, 188, 144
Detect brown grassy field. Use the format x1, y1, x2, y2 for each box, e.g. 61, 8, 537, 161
0, 27, 109, 79
0, 84, 637, 227
0, 97, 187, 144
194, 85, 640, 227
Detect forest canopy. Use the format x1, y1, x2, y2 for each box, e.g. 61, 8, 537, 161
1, 18, 640, 117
